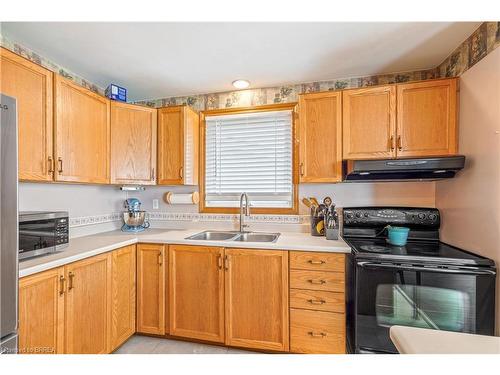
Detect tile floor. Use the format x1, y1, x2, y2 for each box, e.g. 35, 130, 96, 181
114, 335, 254, 354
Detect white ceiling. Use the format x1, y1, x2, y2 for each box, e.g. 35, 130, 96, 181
1, 22, 480, 101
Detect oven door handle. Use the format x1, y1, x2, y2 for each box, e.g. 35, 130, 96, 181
357, 261, 496, 275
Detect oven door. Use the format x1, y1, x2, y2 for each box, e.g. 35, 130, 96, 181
18, 219, 56, 259
354, 261, 496, 354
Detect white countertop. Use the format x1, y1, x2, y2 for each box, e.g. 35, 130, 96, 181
19, 229, 351, 277
390, 326, 500, 354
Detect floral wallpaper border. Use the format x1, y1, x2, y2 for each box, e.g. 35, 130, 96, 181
2, 22, 499, 112
69, 212, 309, 228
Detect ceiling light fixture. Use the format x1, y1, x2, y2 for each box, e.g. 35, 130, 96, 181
232, 79, 250, 89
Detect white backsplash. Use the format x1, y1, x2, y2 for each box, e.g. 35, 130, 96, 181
19, 181, 436, 238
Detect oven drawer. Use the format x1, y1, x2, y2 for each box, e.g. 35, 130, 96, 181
290, 309, 345, 354
290, 289, 345, 313
290, 251, 344, 272
290, 270, 345, 292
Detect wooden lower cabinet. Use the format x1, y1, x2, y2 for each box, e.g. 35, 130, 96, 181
65, 253, 112, 354
290, 309, 345, 354
18, 267, 65, 354
289, 251, 346, 354
110, 245, 136, 351
225, 248, 289, 351
169, 245, 225, 342
136, 243, 166, 335
19, 245, 134, 354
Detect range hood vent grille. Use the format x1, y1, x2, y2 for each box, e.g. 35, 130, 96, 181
343, 156, 465, 182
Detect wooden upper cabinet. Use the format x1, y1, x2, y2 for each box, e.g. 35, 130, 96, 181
54, 75, 110, 184
157, 105, 199, 185
225, 248, 289, 351
64, 253, 111, 354
396, 78, 458, 157
18, 267, 65, 354
110, 245, 136, 351
298, 91, 342, 182
0, 47, 54, 181
110, 102, 157, 185
136, 243, 166, 335
169, 245, 225, 343
343, 85, 397, 160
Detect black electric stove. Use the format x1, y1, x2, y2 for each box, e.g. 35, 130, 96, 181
343, 207, 496, 354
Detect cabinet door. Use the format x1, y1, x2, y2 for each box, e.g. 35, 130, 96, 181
157, 106, 184, 185
343, 86, 396, 159
110, 245, 136, 351
137, 243, 166, 335
54, 75, 110, 183
65, 253, 112, 354
298, 91, 342, 182
169, 245, 225, 342
110, 102, 157, 184
225, 248, 289, 351
18, 268, 65, 354
396, 78, 458, 157
0, 47, 54, 181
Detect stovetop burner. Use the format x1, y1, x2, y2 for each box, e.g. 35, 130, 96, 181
359, 245, 391, 253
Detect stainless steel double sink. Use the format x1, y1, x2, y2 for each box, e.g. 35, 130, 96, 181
185, 230, 280, 243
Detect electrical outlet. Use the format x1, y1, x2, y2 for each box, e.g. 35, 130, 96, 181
152, 199, 159, 210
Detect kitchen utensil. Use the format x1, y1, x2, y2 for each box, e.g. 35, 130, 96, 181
309, 197, 320, 207
323, 196, 332, 207
302, 197, 312, 208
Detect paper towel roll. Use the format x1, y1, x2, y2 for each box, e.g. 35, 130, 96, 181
163, 191, 199, 205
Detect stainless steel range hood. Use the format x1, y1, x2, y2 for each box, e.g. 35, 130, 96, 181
343, 156, 466, 182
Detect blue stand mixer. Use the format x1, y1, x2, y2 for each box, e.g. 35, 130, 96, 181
122, 198, 150, 232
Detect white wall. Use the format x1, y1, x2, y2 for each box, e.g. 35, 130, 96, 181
435, 47, 500, 335
19, 183, 126, 216
20, 181, 436, 218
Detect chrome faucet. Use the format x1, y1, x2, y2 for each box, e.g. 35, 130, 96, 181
239, 193, 250, 232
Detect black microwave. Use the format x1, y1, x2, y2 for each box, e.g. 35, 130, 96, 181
19, 211, 69, 260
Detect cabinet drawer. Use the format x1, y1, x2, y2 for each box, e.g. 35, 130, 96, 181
290, 289, 344, 313
290, 309, 345, 354
290, 270, 345, 292
290, 252, 344, 272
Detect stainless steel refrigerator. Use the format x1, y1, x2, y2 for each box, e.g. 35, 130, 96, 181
0, 94, 19, 354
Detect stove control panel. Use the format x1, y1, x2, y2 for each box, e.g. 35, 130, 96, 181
343, 207, 440, 227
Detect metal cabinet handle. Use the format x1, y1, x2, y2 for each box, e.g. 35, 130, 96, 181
179, 166, 183, 179
48, 156, 54, 174
217, 254, 223, 270
57, 157, 63, 174
68, 272, 74, 290
299, 163, 305, 176
307, 299, 326, 305
158, 250, 163, 266
390, 135, 395, 151
59, 275, 66, 296
397, 135, 402, 151
308, 259, 325, 265
224, 255, 229, 270
308, 332, 327, 338
151, 167, 155, 181
307, 279, 326, 285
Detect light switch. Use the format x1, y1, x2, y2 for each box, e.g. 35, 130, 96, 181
152, 199, 159, 210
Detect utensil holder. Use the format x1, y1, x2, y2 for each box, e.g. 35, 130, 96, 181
310, 207, 325, 236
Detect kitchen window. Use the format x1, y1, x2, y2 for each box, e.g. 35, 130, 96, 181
200, 104, 298, 214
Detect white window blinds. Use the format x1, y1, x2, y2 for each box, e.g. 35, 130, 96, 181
205, 110, 293, 208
